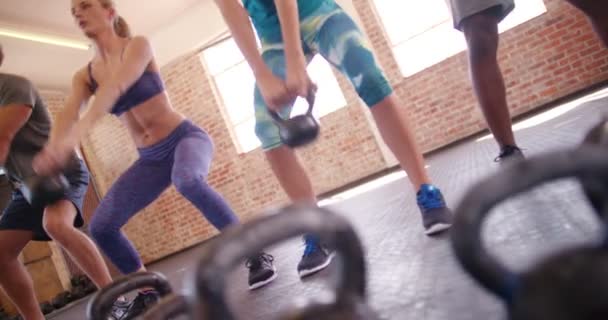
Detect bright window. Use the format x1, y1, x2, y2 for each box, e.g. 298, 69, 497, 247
201, 38, 347, 153
373, 0, 547, 76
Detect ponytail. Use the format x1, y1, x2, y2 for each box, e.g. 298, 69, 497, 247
114, 15, 131, 38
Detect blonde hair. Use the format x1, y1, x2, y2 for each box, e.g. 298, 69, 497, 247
98, 0, 131, 38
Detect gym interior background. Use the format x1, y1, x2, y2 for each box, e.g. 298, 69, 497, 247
0, 0, 607, 316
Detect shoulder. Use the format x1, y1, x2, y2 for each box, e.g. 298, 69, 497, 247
126, 36, 153, 52
72, 66, 91, 88
0, 73, 34, 89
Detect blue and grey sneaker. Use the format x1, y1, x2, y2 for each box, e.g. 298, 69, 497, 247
246, 252, 277, 290
417, 184, 452, 236
297, 235, 334, 278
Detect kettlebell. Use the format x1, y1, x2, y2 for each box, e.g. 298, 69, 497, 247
451, 146, 608, 320
87, 272, 173, 320
580, 117, 608, 217
141, 294, 190, 320
20, 174, 69, 208
191, 204, 381, 320
268, 89, 319, 148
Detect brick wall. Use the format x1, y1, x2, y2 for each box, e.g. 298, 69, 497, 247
41, 0, 608, 266
74, 53, 386, 263
353, 0, 608, 150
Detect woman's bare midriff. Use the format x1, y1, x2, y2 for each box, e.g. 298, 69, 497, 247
119, 92, 186, 148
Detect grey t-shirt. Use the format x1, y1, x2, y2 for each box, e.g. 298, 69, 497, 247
0, 73, 76, 182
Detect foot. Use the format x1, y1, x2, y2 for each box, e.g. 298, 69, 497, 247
297, 235, 334, 278
121, 290, 160, 320
108, 298, 130, 320
494, 145, 524, 163
246, 253, 277, 290
417, 184, 453, 236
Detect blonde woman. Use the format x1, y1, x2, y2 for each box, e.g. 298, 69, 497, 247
34, 1, 277, 318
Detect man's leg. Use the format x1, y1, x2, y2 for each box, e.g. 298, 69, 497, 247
0, 230, 43, 320
313, 9, 452, 235
461, 7, 521, 160
565, 0, 608, 47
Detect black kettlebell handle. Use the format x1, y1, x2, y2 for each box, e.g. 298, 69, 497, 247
86, 272, 172, 320
193, 204, 366, 320
267, 88, 316, 123
451, 146, 608, 303
20, 174, 69, 208
141, 294, 189, 320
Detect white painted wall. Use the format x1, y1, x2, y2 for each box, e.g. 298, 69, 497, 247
150, 0, 227, 66
150, 0, 364, 67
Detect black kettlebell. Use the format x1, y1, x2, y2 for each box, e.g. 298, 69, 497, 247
268, 89, 319, 148
191, 204, 381, 320
451, 146, 608, 320
141, 294, 189, 320
580, 117, 608, 217
20, 174, 69, 208
87, 272, 173, 320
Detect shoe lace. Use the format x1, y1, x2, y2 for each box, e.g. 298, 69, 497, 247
131, 291, 158, 309
417, 185, 444, 210
246, 253, 274, 269
109, 300, 129, 320
303, 236, 320, 257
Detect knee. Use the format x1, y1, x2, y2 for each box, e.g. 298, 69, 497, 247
344, 47, 393, 107
565, 0, 596, 13
592, 20, 608, 48
254, 87, 286, 149
255, 118, 282, 150
42, 216, 72, 241
173, 171, 206, 194
88, 215, 114, 244
0, 249, 20, 267
462, 18, 499, 61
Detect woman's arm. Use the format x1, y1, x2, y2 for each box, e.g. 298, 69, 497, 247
274, 0, 314, 97
33, 36, 153, 175
214, 0, 271, 77
72, 36, 153, 142
48, 68, 92, 144
214, 0, 293, 110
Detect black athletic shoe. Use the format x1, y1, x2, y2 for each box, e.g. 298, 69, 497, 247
108, 298, 130, 320
297, 235, 334, 278
121, 290, 160, 320
494, 145, 524, 163
246, 252, 277, 290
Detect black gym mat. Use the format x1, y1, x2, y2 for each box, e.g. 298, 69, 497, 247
49, 87, 607, 320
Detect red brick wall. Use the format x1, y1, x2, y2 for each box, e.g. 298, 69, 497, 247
354, 0, 608, 150
43, 0, 608, 266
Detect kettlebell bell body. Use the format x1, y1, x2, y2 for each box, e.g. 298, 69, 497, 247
278, 114, 319, 147
193, 204, 379, 320
580, 118, 608, 217
21, 174, 69, 208
87, 272, 173, 320
510, 247, 608, 320
269, 90, 320, 148
282, 296, 382, 320
451, 146, 608, 320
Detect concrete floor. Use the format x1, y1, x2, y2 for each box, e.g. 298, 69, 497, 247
50, 86, 608, 320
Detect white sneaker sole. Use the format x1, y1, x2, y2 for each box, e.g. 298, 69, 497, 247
248, 267, 278, 290
298, 252, 336, 278
425, 223, 452, 236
